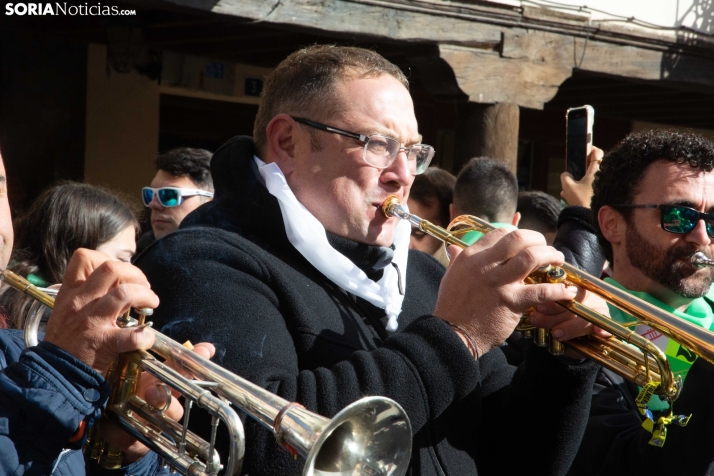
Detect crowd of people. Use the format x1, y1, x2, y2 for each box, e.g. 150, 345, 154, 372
1, 44, 713, 476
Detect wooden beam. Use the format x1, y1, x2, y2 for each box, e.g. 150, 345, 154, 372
146, 27, 291, 46
439, 43, 572, 109
157, 0, 504, 47
549, 93, 708, 108
565, 99, 714, 111
140, 0, 714, 108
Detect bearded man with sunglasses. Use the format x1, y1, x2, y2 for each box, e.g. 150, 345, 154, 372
136, 45, 602, 476
568, 129, 714, 476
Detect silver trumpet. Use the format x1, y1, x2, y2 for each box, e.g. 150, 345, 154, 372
9, 268, 413, 476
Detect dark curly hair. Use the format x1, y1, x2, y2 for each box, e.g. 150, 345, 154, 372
155, 148, 213, 191
591, 129, 714, 264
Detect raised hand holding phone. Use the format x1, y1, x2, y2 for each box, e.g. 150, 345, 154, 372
562, 106, 602, 207
565, 105, 594, 181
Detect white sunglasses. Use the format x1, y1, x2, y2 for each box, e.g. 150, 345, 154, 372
142, 187, 214, 207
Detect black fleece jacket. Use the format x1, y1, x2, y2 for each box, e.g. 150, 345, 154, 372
135, 136, 598, 476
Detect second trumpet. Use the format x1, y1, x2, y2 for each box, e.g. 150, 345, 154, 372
381, 195, 714, 406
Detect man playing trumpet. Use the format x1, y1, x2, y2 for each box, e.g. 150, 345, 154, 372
0, 149, 214, 475
565, 129, 714, 476
137, 45, 603, 475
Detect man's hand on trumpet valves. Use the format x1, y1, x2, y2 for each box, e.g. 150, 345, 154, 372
42, 248, 221, 462
434, 228, 578, 357
528, 287, 612, 359
99, 342, 217, 463
43, 248, 160, 376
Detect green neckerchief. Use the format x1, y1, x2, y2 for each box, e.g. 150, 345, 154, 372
26, 273, 50, 287
604, 277, 714, 411
460, 223, 518, 246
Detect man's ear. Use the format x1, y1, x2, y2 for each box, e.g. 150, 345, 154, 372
449, 203, 456, 221
511, 211, 521, 227
598, 205, 624, 245
264, 114, 298, 174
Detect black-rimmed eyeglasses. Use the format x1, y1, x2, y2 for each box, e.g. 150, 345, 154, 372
292, 116, 435, 175
613, 204, 714, 238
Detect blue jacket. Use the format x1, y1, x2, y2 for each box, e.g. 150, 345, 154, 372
0, 330, 170, 476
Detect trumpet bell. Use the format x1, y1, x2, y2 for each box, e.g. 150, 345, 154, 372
303, 396, 412, 476
152, 331, 414, 476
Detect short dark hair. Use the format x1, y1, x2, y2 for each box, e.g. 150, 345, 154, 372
517, 191, 560, 234
453, 157, 518, 223
253, 45, 409, 157
154, 147, 213, 191
409, 167, 456, 227
591, 129, 714, 263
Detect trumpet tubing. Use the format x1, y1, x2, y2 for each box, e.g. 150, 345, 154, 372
382, 196, 714, 403
4, 268, 413, 476
149, 331, 413, 476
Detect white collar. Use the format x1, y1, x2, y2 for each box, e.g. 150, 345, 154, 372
254, 156, 410, 331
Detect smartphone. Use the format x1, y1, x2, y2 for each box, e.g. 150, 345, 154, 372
566, 105, 595, 181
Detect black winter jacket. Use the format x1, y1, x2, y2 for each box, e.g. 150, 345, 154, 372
135, 136, 598, 476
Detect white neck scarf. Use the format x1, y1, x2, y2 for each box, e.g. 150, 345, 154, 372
255, 156, 410, 331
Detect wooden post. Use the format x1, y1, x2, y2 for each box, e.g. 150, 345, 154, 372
454, 103, 520, 174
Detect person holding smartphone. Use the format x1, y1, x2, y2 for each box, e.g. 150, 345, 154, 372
558, 106, 607, 274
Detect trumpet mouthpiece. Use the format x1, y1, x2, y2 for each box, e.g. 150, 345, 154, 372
381, 196, 402, 218
692, 251, 714, 268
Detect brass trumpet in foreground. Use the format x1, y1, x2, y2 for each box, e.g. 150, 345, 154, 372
382, 196, 714, 406
6, 268, 413, 476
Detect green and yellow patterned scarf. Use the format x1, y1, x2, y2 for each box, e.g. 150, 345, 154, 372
604, 277, 714, 411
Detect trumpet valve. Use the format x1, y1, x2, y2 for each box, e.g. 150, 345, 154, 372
135, 307, 154, 326
520, 329, 535, 339
549, 336, 565, 356
529, 265, 553, 283
516, 315, 535, 339
535, 328, 549, 347
546, 267, 567, 283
